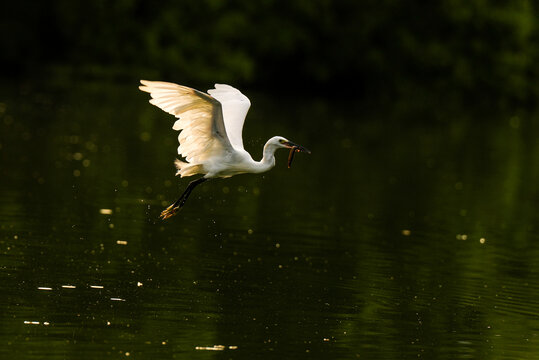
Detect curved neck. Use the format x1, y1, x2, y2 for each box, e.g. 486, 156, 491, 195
253, 140, 278, 173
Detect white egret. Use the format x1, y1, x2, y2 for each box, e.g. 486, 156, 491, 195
139, 80, 310, 219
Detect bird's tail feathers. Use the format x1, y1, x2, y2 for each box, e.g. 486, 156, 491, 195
174, 159, 202, 177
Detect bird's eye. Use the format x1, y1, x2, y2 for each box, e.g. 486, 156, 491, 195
279, 139, 286, 144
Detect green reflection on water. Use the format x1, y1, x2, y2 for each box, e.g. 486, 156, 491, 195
0, 81, 538, 359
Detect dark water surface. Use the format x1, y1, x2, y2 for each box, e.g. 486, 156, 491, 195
1, 81, 538, 359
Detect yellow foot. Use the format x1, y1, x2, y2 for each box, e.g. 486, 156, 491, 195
160, 204, 180, 220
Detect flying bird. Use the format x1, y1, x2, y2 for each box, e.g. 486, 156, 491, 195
139, 80, 310, 219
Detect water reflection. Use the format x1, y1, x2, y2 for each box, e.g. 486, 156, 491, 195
0, 81, 538, 359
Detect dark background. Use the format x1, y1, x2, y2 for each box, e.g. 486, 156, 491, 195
1, 2, 539, 359
1, 0, 538, 107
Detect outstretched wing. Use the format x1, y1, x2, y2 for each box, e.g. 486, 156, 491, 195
139, 80, 233, 164
207, 84, 251, 150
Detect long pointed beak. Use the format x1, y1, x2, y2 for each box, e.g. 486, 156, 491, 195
283, 141, 311, 154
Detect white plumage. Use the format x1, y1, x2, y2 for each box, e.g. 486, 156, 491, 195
207, 84, 251, 150
139, 80, 310, 219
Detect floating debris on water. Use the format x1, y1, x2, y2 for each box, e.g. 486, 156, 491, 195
37, 287, 52, 291
111, 297, 126, 301
99, 208, 113, 215
401, 229, 411, 236
195, 345, 238, 351
480, 237, 486, 244
90, 285, 104, 289
24, 321, 49, 326
456, 234, 468, 240
61, 285, 76, 289
116, 240, 128, 245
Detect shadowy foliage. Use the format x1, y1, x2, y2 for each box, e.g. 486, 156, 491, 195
1, 0, 538, 104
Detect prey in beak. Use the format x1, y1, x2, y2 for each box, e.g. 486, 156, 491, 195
282, 140, 311, 168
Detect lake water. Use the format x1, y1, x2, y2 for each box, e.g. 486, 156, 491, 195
1, 80, 538, 359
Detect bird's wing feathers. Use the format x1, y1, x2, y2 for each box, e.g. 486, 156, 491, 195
139, 80, 233, 164
207, 84, 251, 150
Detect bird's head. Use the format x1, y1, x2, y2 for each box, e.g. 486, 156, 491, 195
269, 136, 311, 153
267, 136, 311, 168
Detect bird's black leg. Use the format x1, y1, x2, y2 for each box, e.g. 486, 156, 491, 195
160, 177, 208, 219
